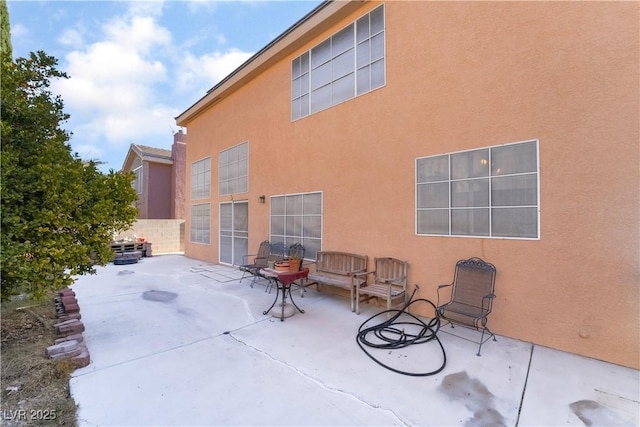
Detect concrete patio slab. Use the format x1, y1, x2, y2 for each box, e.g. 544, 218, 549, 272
69, 255, 639, 426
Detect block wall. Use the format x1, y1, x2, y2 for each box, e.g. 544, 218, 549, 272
115, 220, 185, 254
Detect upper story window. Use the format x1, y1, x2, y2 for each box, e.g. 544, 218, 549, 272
416, 140, 539, 239
219, 141, 248, 196
191, 157, 211, 200
291, 4, 385, 120
132, 159, 143, 194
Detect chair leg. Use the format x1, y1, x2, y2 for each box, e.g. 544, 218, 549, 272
477, 328, 486, 356
296, 280, 306, 298
476, 326, 496, 356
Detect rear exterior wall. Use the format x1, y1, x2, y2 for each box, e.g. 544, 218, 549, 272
182, 1, 639, 368
147, 162, 172, 219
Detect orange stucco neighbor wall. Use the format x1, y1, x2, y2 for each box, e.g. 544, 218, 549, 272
178, 1, 639, 369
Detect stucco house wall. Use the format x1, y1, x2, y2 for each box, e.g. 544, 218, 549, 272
121, 131, 187, 220
177, 1, 639, 368
146, 162, 172, 219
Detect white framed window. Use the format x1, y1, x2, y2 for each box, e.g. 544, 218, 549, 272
191, 157, 211, 200
133, 165, 143, 194
291, 4, 385, 120
190, 203, 211, 244
416, 140, 539, 239
131, 158, 143, 194
219, 142, 248, 196
270, 192, 322, 260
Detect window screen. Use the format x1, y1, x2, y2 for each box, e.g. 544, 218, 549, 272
416, 140, 539, 239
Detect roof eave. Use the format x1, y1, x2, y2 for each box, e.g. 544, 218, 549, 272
175, 0, 363, 126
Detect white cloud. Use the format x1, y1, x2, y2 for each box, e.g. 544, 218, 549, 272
185, 0, 221, 14
11, 22, 28, 39
58, 28, 84, 48
39, 0, 259, 168
125, 0, 164, 19
74, 143, 105, 162
53, 9, 174, 151
176, 48, 253, 96
104, 16, 171, 54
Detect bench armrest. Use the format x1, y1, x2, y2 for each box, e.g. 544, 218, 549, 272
381, 277, 405, 285
353, 270, 375, 287
353, 270, 375, 277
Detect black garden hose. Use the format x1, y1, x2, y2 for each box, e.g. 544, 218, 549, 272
356, 288, 447, 376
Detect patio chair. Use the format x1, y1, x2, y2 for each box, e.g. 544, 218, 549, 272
261, 242, 287, 292
436, 257, 497, 356
239, 240, 271, 287
266, 243, 305, 293
355, 257, 409, 315
268, 242, 287, 264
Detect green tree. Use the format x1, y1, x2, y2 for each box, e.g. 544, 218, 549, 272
1, 0, 11, 59
1, 50, 138, 300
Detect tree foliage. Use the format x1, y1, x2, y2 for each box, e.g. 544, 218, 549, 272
1, 49, 138, 300
1, 0, 11, 59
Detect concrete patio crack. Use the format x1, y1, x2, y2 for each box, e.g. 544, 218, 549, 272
227, 333, 412, 426
515, 343, 535, 426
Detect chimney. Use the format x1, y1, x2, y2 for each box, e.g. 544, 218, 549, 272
174, 129, 187, 145
171, 130, 187, 220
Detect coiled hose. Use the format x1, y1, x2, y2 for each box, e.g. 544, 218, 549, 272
355, 287, 447, 376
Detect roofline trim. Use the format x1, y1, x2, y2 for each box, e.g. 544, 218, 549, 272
176, 0, 362, 125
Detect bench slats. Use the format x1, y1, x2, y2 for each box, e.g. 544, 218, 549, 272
305, 251, 368, 312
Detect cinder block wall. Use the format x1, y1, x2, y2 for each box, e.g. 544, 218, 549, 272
115, 220, 185, 254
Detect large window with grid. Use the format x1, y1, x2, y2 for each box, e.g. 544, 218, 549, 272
270, 192, 322, 260
219, 142, 248, 196
191, 157, 211, 199
416, 140, 539, 239
291, 4, 385, 120
190, 203, 211, 244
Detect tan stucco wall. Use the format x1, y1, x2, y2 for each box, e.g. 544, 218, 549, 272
181, 2, 639, 368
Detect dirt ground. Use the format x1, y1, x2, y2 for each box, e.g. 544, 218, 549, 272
1, 295, 78, 426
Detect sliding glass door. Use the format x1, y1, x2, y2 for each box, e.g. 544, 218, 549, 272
219, 201, 248, 265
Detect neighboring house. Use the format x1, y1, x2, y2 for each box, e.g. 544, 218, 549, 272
121, 130, 186, 219
176, 1, 639, 369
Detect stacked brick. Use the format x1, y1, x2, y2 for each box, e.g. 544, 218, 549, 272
46, 288, 90, 368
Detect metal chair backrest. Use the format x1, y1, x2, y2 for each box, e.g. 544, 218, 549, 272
254, 240, 271, 267
287, 243, 305, 260
269, 242, 287, 263
451, 257, 496, 313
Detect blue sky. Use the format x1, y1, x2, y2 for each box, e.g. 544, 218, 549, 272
7, 0, 322, 171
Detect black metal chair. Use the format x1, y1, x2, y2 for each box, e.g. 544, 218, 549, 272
436, 257, 497, 356
266, 243, 306, 293
259, 242, 286, 292
239, 240, 270, 287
